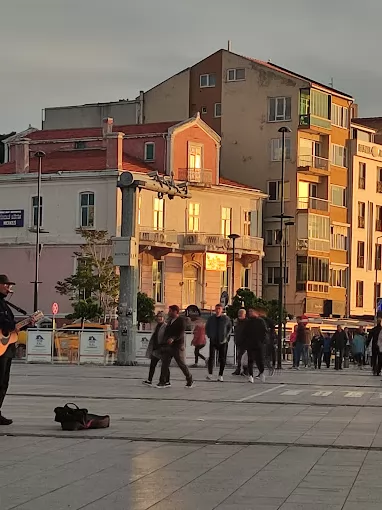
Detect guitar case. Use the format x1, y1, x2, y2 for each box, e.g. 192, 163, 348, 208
54, 403, 110, 431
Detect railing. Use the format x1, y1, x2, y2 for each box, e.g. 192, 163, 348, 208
297, 197, 329, 212
236, 236, 264, 252
178, 168, 213, 185
377, 181, 382, 193
139, 228, 179, 245
298, 155, 329, 171
181, 233, 230, 250
358, 216, 365, 228
296, 238, 330, 252
296, 281, 330, 294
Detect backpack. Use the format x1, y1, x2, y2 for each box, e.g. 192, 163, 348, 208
54, 403, 110, 431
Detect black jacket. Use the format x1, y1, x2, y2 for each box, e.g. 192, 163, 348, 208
206, 314, 232, 345
163, 316, 186, 347
243, 316, 267, 350
311, 335, 324, 354
367, 325, 381, 349
0, 293, 16, 358
234, 319, 247, 347
331, 330, 347, 351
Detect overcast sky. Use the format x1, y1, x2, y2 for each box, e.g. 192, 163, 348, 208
0, 0, 380, 133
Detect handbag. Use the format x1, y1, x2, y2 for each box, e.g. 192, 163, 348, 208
54, 403, 110, 431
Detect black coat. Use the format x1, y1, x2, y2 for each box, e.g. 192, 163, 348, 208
163, 317, 186, 347
0, 293, 16, 358
243, 317, 267, 351
367, 325, 381, 349
331, 330, 346, 351
234, 319, 247, 347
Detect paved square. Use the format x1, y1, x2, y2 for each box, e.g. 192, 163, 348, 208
0, 363, 382, 509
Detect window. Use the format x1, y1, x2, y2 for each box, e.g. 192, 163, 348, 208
309, 215, 330, 241
74, 141, 86, 149
271, 138, 291, 161
152, 260, 164, 303
153, 197, 164, 231
188, 144, 202, 169
377, 206, 382, 231
266, 266, 289, 285
221, 207, 232, 237
359, 163, 366, 189
80, 192, 95, 228
201, 106, 207, 114
377, 168, 382, 193
267, 180, 290, 201
307, 257, 329, 283
268, 97, 291, 122
214, 103, 222, 117
200, 74, 216, 88
241, 268, 250, 289
265, 229, 282, 246
376, 244, 382, 271
188, 203, 200, 232
330, 225, 347, 250
330, 268, 347, 288
144, 142, 155, 161
331, 144, 347, 167
331, 104, 349, 128
311, 90, 331, 120
331, 185, 346, 207
358, 202, 366, 229
32, 196, 43, 228
243, 211, 251, 236
353, 128, 373, 142
375, 283, 381, 305
220, 267, 231, 296
356, 281, 364, 308
227, 68, 246, 82
357, 241, 365, 268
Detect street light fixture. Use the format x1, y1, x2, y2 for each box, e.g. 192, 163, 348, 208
228, 233, 240, 304
374, 235, 382, 323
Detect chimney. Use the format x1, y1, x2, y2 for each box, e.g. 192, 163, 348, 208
106, 132, 124, 170
227, 40, 232, 52
102, 117, 114, 139
14, 138, 30, 174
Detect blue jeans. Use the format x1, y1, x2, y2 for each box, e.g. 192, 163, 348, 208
302, 344, 310, 367
293, 343, 303, 368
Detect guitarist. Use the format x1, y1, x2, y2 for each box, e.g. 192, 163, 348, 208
0, 275, 35, 425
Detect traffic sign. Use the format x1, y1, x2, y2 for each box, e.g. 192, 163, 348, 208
52, 302, 59, 315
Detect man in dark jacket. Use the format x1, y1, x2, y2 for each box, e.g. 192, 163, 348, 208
331, 325, 346, 370
243, 308, 267, 383
232, 308, 247, 375
206, 304, 232, 381
0, 275, 17, 425
367, 319, 382, 376
157, 305, 193, 388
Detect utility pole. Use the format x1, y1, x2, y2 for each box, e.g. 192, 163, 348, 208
114, 171, 191, 365
33, 151, 45, 311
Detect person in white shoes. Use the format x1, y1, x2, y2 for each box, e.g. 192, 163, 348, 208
205, 304, 232, 382
243, 307, 267, 383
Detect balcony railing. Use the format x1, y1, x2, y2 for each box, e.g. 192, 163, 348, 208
298, 155, 329, 171
182, 233, 230, 250
297, 197, 329, 212
139, 228, 179, 245
178, 168, 213, 185
299, 114, 332, 131
297, 238, 330, 252
236, 236, 263, 253
377, 181, 382, 193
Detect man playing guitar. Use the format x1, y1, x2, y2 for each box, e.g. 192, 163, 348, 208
0, 275, 36, 425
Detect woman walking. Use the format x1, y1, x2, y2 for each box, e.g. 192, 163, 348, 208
142, 312, 169, 386
191, 317, 206, 367
353, 326, 366, 369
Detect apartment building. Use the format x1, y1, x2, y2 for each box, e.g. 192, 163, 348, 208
140, 49, 354, 317
0, 115, 265, 315
348, 122, 382, 318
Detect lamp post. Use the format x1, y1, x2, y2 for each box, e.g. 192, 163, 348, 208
374, 235, 382, 323
283, 220, 295, 353
276, 126, 292, 369
228, 234, 240, 304
33, 151, 45, 311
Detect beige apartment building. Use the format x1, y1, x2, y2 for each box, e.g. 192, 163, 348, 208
141, 49, 354, 317
348, 122, 382, 318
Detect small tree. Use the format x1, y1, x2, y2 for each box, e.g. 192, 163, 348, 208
137, 292, 155, 325
226, 288, 288, 323
66, 298, 103, 321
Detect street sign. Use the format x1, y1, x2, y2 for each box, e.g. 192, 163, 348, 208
52, 302, 59, 315
79, 331, 105, 364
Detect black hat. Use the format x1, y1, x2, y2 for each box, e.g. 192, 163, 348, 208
0, 275, 15, 285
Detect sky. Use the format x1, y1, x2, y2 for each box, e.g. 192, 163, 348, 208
0, 0, 381, 133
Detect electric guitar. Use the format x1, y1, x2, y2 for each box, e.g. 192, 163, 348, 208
0, 311, 44, 356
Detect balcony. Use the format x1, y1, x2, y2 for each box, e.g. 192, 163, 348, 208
178, 168, 213, 186
297, 238, 330, 252
296, 281, 329, 294
181, 233, 230, 252
236, 236, 264, 254
298, 155, 330, 176
297, 197, 329, 212
139, 227, 179, 255
299, 114, 331, 132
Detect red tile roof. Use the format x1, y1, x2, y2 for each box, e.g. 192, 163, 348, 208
27, 121, 177, 141
219, 177, 253, 190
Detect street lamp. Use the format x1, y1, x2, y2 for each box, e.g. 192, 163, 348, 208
374, 235, 382, 323
228, 233, 240, 304
32, 151, 45, 311
283, 220, 295, 354
276, 126, 292, 369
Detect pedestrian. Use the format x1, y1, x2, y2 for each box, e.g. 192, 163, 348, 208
157, 305, 194, 388
142, 312, 169, 386
323, 332, 332, 368
352, 326, 366, 369
261, 310, 276, 376
293, 321, 306, 369
191, 317, 206, 367
302, 325, 311, 368
289, 325, 298, 368
367, 319, 382, 376
205, 304, 232, 382
232, 308, 247, 376
331, 324, 346, 370
243, 307, 267, 383
311, 328, 324, 369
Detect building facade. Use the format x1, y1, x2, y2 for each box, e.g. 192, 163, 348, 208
0, 115, 265, 316
140, 49, 355, 317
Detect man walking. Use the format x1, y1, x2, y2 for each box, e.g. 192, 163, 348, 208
331, 324, 346, 370
367, 319, 382, 376
232, 308, 247, 376
206, 304, 232, 382
157, 305, 193, 388
243, 307, 267, 383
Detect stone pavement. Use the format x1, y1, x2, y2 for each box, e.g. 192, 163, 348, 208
0, 363, 382, 509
